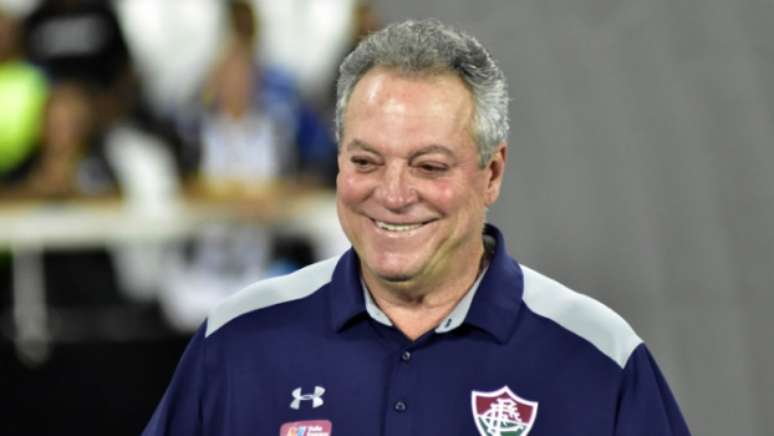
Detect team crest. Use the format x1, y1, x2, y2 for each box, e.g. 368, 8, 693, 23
471, 386, 538, 436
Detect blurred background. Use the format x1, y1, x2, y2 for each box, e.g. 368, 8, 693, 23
0, 0, 771, 435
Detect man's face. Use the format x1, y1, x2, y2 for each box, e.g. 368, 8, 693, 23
336, 67, 506, 291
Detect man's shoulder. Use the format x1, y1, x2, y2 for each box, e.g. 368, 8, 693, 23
520, 265, 643, 368
204, 256, 341, 338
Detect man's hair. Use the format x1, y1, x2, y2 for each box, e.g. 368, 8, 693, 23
335, 19, 509, 166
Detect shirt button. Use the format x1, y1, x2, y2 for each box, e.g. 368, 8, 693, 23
401, 351, 411, 362
394, 401, 407, 412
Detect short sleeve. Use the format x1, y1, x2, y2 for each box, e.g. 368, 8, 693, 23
615, 344, 692, 435
142, 323, 208, 436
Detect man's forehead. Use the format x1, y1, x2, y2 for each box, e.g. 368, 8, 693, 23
339, 67, 478, 158
345, 70, 474, 127
350, 67, 470, 104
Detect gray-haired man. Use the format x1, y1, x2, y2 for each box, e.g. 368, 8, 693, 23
144, 19, 691, 436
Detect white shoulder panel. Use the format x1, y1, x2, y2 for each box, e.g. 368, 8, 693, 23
521, 266, 642, 368
205, 256, 341, 337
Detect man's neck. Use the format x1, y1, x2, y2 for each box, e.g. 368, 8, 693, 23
363, 247, 490, 341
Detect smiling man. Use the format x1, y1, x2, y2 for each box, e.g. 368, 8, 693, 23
144, 19, 691, 436
335, 65, 505, 340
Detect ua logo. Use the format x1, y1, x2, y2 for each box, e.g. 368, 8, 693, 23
290, 386, 325, 410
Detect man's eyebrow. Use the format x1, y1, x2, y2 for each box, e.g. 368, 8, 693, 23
346, 141, 456, 160
345, 140, 380, 154
408, 144, 455, 160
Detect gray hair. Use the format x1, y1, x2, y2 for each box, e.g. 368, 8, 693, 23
335, 19, 509, 166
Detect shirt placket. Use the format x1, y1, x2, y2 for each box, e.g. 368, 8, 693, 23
382, 340, 419, 436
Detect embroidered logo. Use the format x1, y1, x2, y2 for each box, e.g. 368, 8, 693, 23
279, 419, 332, 436
471, 386, 538, 436
290, 386, 325, 410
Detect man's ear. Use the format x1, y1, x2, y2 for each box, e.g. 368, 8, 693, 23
484, 143, 507, 206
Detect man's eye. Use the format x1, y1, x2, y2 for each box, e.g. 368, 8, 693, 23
351, 157, 375, 169
418, 163, 448, 174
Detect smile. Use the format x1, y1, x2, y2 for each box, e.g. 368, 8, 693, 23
372, 219, 432, 233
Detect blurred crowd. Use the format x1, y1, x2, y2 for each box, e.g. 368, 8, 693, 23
0, 0, 378, 336
0, 0, 380, 195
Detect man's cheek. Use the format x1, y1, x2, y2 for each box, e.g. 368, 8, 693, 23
338, 174, 370, 201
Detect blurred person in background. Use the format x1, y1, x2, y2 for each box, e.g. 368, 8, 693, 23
0, 78, 120, 199
194, 0, 337, 190
196, 0, 295, 194
0, 0, 136, 198
157, 0, 329, 332
20, 80, 116, 197
23, 0, 134, 126
252, 0, 379, 183
18, 0, 181, 198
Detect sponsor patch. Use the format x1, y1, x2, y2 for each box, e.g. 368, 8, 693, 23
471, 386, 538, 436
279, 419, 332, 436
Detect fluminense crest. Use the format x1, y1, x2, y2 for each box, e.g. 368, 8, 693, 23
471, 386, 538, 436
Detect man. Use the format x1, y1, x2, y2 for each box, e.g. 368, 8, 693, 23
144, 19, 691, 435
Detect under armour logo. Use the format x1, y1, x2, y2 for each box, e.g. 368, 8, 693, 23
290, 386, 325, 410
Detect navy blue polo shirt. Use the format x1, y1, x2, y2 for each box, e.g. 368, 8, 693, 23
144, 225, 691, 436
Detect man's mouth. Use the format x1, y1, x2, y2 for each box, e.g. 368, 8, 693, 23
372, 219, 433, 233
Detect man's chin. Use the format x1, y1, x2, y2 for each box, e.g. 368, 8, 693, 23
379, 273, 415, 283
359, 251, 421, 281
369, 265, 421, 285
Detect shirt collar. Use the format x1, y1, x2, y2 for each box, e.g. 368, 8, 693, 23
463, 224, 525, 343
328, 250, 367, 332
328, 224, 524, 343
360, 262, 490, 333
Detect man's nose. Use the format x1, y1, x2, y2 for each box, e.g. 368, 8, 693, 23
375, 164, 418, 210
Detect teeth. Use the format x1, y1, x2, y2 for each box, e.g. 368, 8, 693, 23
375, 221, 424, 232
